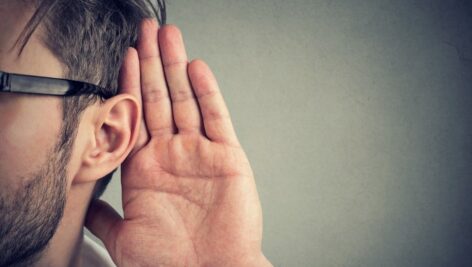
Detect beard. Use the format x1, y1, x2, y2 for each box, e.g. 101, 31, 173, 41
0, 133, 72, 266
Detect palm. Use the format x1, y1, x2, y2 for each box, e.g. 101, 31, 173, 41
85, 21, 267, 267
117, 134, 261, 266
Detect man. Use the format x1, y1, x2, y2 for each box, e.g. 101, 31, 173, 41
0, 0, 272, 266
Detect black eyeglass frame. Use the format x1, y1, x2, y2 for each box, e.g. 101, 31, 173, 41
0, 70, 110, 98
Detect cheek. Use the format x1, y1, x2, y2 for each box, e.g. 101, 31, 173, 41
0, 96, 62, 189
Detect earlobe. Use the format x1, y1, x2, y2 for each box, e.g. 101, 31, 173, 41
74, 94, 141, 183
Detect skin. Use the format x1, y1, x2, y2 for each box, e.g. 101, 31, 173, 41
1, 2, 271, 266
85, 19, 273, 267
0, 2, 141, 266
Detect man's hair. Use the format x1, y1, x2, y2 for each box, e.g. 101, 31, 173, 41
15, 0, 166, 199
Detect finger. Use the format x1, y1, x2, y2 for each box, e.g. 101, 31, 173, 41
159, 25, 204, 135
137, 18, 176, 137
118, 47, 148, 154
85, 199, 122, 254
188, 59, 240, 146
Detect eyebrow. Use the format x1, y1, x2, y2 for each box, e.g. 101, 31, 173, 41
0, 70, 107, 96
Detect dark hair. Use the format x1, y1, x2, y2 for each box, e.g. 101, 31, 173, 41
15, 0, 166, 199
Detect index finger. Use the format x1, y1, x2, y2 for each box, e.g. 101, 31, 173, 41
137, 18, 175, 137
119, 47, 141, 104
118, 47, 149, 153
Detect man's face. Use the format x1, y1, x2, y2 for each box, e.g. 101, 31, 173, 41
0, 2, 73, 265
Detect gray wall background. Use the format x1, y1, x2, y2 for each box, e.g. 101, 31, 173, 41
87, 1, 472, 266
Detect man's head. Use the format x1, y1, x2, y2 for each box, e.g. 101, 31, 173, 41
0, 0, 165, 265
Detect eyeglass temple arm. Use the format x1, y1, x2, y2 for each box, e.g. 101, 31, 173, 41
0, 70, 72, 95
0, 71, 10, 92
0, 70, 110, 97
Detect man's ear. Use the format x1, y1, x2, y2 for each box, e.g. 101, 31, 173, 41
74, 93, 141, 183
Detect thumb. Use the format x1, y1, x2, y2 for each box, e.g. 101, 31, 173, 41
85, 199, 122, 254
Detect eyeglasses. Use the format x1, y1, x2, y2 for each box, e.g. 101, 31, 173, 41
0, 70, 110, 98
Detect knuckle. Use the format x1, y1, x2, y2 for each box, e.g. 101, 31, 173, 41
142, 87, 168, 103
172, 88, 195, 103
197, 88, 218, 100
204, 107, 229, 121
164, 60, 187, 68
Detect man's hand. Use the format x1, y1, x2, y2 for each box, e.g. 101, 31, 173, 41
85, 19, 272, 267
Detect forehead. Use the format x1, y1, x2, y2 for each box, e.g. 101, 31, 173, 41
0, 1, 65, 79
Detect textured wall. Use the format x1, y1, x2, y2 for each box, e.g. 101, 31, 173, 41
88, 1, 472, 266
